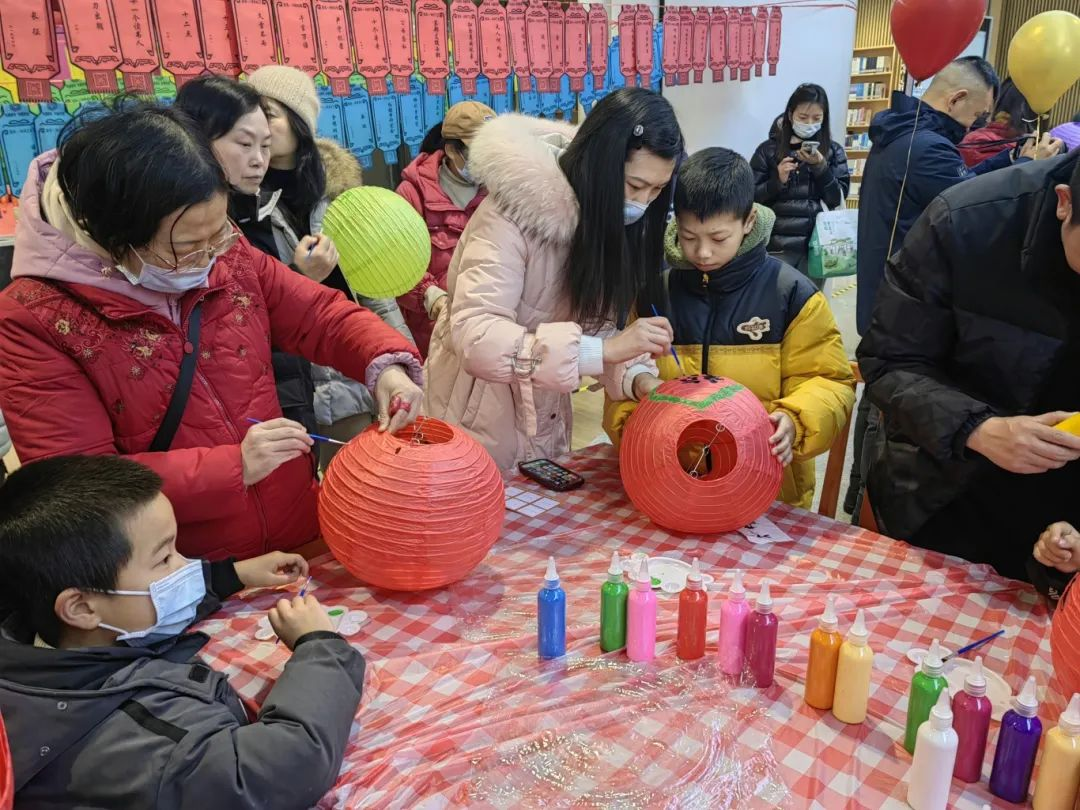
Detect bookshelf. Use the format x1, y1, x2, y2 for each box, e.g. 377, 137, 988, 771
845, 44, 906, 208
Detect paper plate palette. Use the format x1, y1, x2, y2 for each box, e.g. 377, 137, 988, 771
623, 553, 715, 593
946, 658, 1013, 722
255, 606, 369, 641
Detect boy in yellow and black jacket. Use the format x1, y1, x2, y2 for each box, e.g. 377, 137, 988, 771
605, 148, 854, 509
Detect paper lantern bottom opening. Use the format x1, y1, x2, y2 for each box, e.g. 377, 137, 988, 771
677, 420, 739, 480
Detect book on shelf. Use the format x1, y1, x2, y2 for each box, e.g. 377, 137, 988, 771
851, 55, 891, 75
846, 107, 871, 127
844, 133, 872, 151
849, 82, 888, 101
849, 181, 861, 199
847, 158, 867, 176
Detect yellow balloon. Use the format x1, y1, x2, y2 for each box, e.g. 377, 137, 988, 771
1008, 10, 1080, 114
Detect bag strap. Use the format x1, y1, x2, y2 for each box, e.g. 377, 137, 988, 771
150, 302, 203, 452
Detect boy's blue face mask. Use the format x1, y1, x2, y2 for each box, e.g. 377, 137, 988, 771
98, 560, 205, 647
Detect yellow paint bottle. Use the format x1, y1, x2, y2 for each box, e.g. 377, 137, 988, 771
833, 609, 874, 724
1032, 693, 1080, 810
805, 596, 843, 710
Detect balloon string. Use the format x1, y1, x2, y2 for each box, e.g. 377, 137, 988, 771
885, 95, 923, 262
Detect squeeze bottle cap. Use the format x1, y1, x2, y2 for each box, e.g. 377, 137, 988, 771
544, 556, 559, 585
921, 639, 944, 676
929, 688, 954, 730
848, 609, 868, 646
686, 558, 703, 590
729, 569, 746, 601
818, 595, 838, 632
607, 551, 623, 581
963, 655, 987, 697
635, 557, 652, 590
1059, 693, 1080, 736
755, 580, 773, 613
1012, 675, 1039, 718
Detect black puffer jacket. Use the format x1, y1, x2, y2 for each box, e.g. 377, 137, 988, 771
750, 138, 850, 268
857, 150, 1080, 578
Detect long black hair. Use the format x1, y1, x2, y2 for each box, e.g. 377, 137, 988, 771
174, 75, 262, 141
559, 87, 683, 329
772, 83, 832, 164
992, 78, 1039, 136
56, 101, 227, 262
263, 99, 327, 218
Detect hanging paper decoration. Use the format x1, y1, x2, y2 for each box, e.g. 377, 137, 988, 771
580, 69, 596, 112
59, 0, 122, 93
616, 7, 635, 86
467, 74, 493, 107
0, 0, 60, 102
370, 86, 401, 165
341, 81, 375, 168
559, 73, 574, 118
416, 0, 450, 96
154, 0, 207, 86
539, 79, 558, 118
620, 376, 782, 535
0, 106, 37, 197
423, 83, 445, 126
383, 0, 413, 93
348, 0, 390, 94
517, 79, 539, 115
739, 7, 753, 82
313, 0, 355, 96
753, 6, 767, 78
525, 0, 553, 94
692, 7, 709, 84
450, 0, 481, 95
608, 35, 625, 90
506, 0, 531, 92
230, 0, 277, 75
650, 22, 661, 92
196, 0, 241, 78
478, 0, 512, 95
399, 76, 426, 157
633, 5, 653, 87
491, 88, 512, 114
725, 4, 739, 81
323, 186, 430, 296
273, 0, 320, 75
710, 7, 726, 83
587, 3, 607, 89
676, 6, 692, 86
114, 0, 162, 92
34, 103, 71, 154
661, 9, 679, 87
316, 82, 346, 141
547, 1, 566, 93
768, 6, 781, 76
319, 417, 504, 592
563, 3, 586, 93
447, 74, 464, 106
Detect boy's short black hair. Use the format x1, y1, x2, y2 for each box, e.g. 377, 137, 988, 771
673, 147, 755, 222
0, 456, 163, 645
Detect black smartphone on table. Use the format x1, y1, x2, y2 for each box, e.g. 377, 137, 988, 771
518, 459, 585, 492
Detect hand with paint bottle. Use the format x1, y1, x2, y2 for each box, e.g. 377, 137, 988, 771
1033, 521, 1080, 573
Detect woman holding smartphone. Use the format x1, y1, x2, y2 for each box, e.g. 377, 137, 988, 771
750, 84, 850, 282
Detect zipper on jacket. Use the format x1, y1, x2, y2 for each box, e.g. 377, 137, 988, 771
700, 297, 720, 377
701, 273, 709, 289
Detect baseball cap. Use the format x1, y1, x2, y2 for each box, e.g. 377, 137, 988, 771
442, 101, 496, 143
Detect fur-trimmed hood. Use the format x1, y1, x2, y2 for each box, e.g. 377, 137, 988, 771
468, 114, 579, 244
317, 138, 363, 200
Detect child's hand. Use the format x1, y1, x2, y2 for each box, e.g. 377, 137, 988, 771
1033, 522, 1080, 572
769, 412, 795, 466
235, 552, 309, 589
268, 594, 334, 650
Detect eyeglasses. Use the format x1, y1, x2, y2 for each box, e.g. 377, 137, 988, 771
134, 221, 241, 273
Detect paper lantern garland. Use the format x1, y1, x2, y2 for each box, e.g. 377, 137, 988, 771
319, 417, 505, 592
321, 186, 431, 298
620, 375, 782, 534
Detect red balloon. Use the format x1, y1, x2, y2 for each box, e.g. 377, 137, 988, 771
890, 0, 985, 81
620, 375, 782, 534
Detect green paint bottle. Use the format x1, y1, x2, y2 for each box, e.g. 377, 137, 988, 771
600, 551, 629, 652
904, 638, 949, 754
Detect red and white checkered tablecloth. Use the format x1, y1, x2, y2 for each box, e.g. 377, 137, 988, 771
195, 445, 1056, 809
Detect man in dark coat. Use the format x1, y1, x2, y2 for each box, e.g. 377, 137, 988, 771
856, 149, 1080, 582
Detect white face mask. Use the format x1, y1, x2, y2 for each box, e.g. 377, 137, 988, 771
118, 257, 216, 295
98, 560, 206, 647
792, 121, 822, 140
624, 199, 649, 225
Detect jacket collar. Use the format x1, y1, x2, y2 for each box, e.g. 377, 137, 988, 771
401, 150, 481, 214
671, 242, 772, 296
1022, 150, 1080, 280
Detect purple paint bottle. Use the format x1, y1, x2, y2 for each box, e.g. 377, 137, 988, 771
989, 675, 1042, 803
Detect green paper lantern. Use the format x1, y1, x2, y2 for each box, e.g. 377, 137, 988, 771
322, 186, 432, 298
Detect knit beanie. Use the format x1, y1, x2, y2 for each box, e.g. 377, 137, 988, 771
246, 65, 320, 135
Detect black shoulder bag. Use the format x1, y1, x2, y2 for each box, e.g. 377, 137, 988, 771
149, 303, 203, 452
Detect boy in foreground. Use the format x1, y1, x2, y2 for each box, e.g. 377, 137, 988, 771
0, 455, 364, 809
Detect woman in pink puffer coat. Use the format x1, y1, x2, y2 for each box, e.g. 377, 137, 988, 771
424, 89, 684, 471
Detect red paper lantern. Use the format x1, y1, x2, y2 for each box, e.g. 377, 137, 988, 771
319, 417, 505, 591
620, 375, 782, 534
0, 710, 11, 810
1051, 581, 1080, 701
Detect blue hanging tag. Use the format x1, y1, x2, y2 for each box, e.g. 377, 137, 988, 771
423, 83, 446, 128
467, 75, 493, 107
608, 37, 625, 90
34, 102, 70, 154
316, 84, 346, 143
518, 79, 540, 116
0, 105, 38, 197
559, 74, 575, 118
342, 82, 376, 170
651, 23, 663, 92
371, 85, 402, 166
447, 76, 465, 107
580, 71, 596, 113
540, 82, 559, 118
491, 91, 512, 115
398, 77, 426, 159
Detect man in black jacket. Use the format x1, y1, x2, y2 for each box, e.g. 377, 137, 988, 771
857, 150, 1080, 581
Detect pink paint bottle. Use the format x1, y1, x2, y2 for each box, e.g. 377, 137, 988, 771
952, 655, 993, 783
718, 570, 750, 677
626, 557, 657, 663
744, 579, 778, 687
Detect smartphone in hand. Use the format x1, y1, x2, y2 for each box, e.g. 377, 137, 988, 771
801, 140, 820, 154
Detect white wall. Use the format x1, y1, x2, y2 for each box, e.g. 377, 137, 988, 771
664, 3, 858, 160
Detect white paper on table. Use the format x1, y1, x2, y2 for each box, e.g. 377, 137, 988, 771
738, 516, 794, 545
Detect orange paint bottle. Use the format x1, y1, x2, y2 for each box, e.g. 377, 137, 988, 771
804, 596, 843, 710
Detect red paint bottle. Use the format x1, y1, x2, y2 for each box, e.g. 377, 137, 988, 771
745, 580, 778, 687
676, 558, 707, 661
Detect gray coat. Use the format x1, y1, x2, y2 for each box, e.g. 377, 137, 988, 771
0, 563, 364, 809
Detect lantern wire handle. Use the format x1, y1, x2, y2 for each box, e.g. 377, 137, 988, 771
688, 423, 726, 479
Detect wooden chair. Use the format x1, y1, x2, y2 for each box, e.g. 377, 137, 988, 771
817, 361, 878, 532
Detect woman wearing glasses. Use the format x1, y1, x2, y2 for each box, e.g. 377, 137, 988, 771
0, 103, 423, 561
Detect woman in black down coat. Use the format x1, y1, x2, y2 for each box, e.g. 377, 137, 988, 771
750, 83, 850, 283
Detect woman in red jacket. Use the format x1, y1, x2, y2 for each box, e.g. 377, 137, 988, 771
0, 103, 423, 561
395, 101, 494, 357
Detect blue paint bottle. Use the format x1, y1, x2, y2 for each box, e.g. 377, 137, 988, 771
989, 675, 1043, 803
537, 556, 566, 659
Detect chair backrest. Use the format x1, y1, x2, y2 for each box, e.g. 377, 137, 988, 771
817, 361, 859, 520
